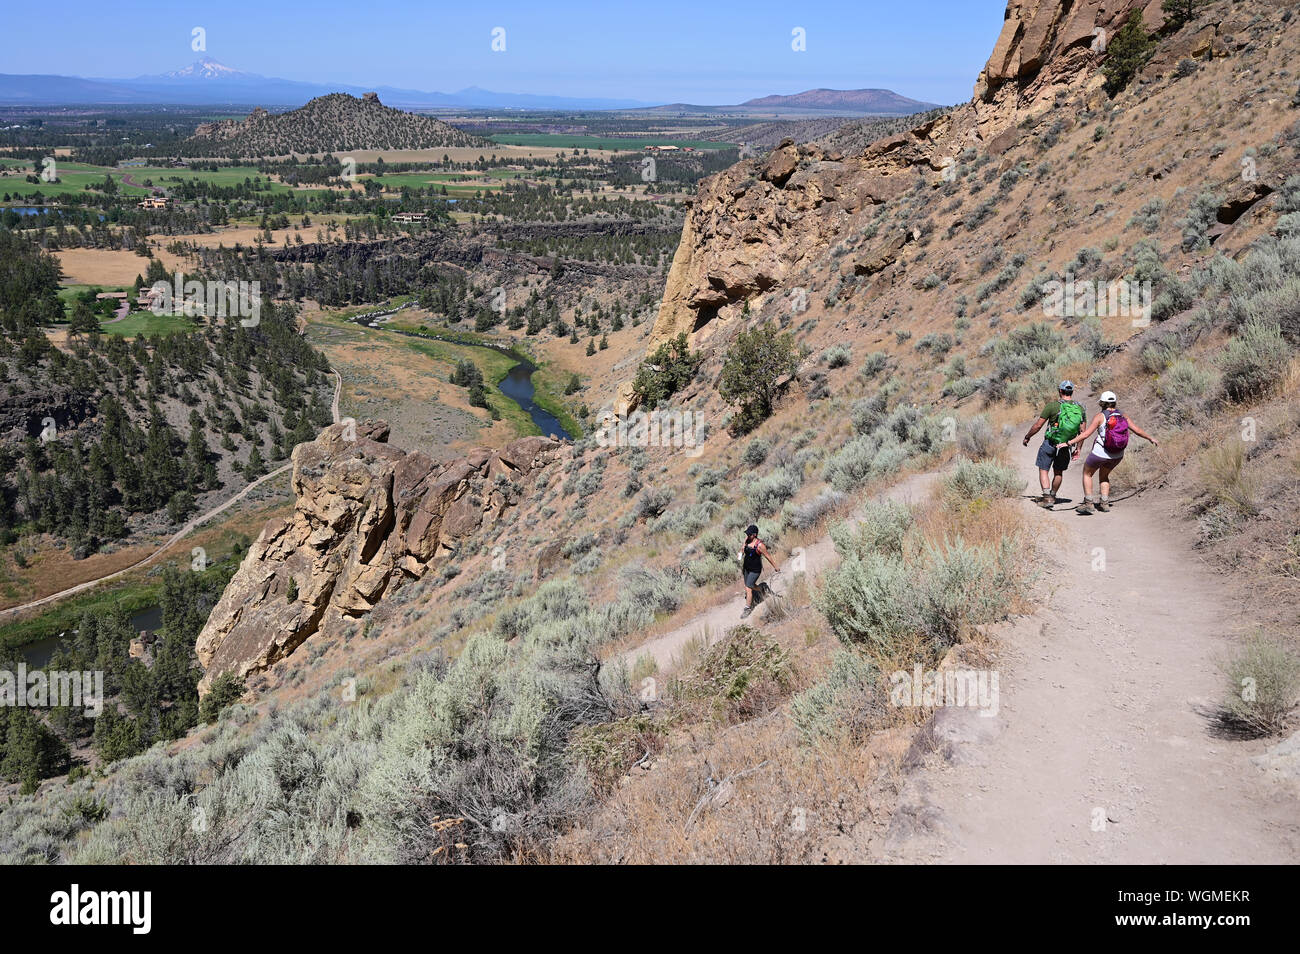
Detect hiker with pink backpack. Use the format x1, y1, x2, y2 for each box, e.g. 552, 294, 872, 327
1056, 391, 1159, 514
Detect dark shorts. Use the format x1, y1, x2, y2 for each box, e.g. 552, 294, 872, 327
1035, 440, 1071, 473
1085, 452, 1122, 470
744, 570, 761, 589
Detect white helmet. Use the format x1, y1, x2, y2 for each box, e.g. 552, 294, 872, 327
1099, 391, 1117, 404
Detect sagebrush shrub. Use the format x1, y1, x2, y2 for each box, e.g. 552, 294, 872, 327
744, 464, 803, 515
916, 538, 1015, 648
1180, 191, 1221, 252
1220, 633, 1299, 736
957, 415, 998, 460
782, 489, 846, 532
861, 351, 889, 378
830, 500, 913, 559
634, 487, 674, 519
1156, 359, 1216, 423
814, 551, 918, 654
742, 437, 770, 467
944, 458, 1024, 501
823, 343, 853, 368
1219, 320, 1291, 402
790, 649, 885, 744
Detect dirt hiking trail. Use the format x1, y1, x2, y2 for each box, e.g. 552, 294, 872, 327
875, 440, 1299, 864
612, 437, 1298, 863
616, 468, 940, 674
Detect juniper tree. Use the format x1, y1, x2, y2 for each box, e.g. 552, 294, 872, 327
1103, 11, 1155, 96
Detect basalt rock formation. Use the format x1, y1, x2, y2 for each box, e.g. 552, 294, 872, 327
641, 0, 1269, 354
196, 420, 565, 693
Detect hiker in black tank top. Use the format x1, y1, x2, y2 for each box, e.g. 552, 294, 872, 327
739, 524, 780, 620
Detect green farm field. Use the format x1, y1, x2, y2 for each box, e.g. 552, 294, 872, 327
1, 162, 307, 199
487, 133, 731, 150
98, 311, 199, 337
360, 173, 504, 195
0, 162, 153, 198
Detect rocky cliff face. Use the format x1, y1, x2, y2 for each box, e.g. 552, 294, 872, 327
643, 0, 1260, 355
194, 106, 270, 141
196, 420, 565, 693
647, 115, 960, 349
975, 1, 1160, 112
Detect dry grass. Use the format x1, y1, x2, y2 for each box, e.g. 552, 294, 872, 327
550, 713, 914, 864
54, 248, 176, 286
1199, 443, 1261, 515
549, 465, 1036, 863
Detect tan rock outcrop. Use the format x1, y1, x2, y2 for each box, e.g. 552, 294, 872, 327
196, 421, 564, 694
639, 0, 1210, 359
645, 112, 963, 350
974, 1, 1164, 117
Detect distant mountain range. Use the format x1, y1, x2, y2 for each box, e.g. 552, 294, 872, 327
0, 57, 650, 109
641, 88, 941, 117
0, 58, 942, 115
0, 58, 652, 110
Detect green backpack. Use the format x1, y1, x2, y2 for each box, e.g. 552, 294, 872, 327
1046, 400, 1084, 444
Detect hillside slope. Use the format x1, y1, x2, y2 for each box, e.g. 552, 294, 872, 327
3, 0, 1298, 865
186, 93, 487, 157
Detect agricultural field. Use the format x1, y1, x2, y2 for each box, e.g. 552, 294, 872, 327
487, 133, 732, 150
97, 311, 199, 337
0, 159, 321, 201
0, 162, 155, 198
357, 172, 505, 195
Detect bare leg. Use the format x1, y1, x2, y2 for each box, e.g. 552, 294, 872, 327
744, 585, 753, 607
1038, 467, 1052, 494
1052, 469, 1064, 495
1098, 464, 1116, 500
1081, 463, 1096, 500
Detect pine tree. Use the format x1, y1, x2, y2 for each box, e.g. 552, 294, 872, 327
245, 446, 266, 480
1102, 11, 1155, 96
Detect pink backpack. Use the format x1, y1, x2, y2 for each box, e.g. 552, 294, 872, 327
1103, 410, 1130, 453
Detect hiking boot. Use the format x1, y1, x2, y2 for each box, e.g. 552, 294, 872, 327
740, 605, 753, 620
1037, 494, 1056, 509
1076, 499, 1095, 515
1095, 499, 1111, 512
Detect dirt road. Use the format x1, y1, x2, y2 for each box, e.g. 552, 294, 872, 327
0, 371, 343, 621
877, 440, 1299, 863
119, 172, 165, 195
0, 462, 292, 620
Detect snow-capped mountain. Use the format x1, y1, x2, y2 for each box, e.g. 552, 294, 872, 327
158, 57, 256, 81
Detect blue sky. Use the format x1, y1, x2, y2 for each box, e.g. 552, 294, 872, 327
3, 0, 1008, 105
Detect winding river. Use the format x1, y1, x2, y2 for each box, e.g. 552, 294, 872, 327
348, 312, 573, 440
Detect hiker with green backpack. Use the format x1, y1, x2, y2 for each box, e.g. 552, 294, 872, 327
1022, 380, 1085, 509
1056, 391, 1159, 514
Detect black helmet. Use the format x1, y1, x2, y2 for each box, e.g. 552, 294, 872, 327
745, 524, 759, 536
